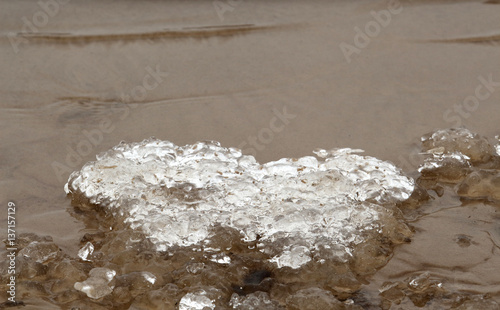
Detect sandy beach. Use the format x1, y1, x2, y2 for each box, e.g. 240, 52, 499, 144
1, 0, 500, 308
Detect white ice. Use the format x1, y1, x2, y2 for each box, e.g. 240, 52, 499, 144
65, 139, 414, 269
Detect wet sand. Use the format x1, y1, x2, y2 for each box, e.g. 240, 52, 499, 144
1, 0, 500, 308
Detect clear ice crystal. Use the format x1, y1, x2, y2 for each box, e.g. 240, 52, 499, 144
269, 245, 312, 269
18, 241, 60, 263
179, 290, 216, 310
65, 139, 414, 268
77, 242, 94, 261
421, 127, 494, 163
209, 254, 231, 265
418, 152, 471, 182
74, 267, 116, 299
230, 291, 283, 310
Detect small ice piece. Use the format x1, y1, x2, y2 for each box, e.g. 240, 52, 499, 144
421, 128, 494, 163
77, 242, 94, 261
456, 169, 500, 201
65, 139, 414, 267
186, 262, 205, 274
18, 241, 60, 263
179, 290, 216, 310
115, 271, 157, 293
269, 245, 312, 269
74, 267, 116, 299
495, 135, 500, 156
418, 152, 471, 183
405, 272, 444, 293
209, 254, 231, 265
313, 147, 364, 158
230, 291, 283, 310
140, 271, 156, 285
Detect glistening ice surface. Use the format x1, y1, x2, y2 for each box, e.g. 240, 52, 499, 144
3, 129, 500, 309
65, 138, 414, 269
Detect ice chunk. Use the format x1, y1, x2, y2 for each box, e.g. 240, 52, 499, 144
407, 272, 440, 292
421, 128, 494, 163
116, 271, 156, 289
379, 272, 444, 308
418, 152, 471, 183
74, 267, 116, 299
230, 291, 284, 310
456, 169, 500, 201
208, 254, 231, 265
65, 139, 414, 269
14, 233, 53, 250
77, 242, 94, 261
378, 272, 500, 309
141, 272, 156, 285
186, 262, 205, 274
179, 290, 216, 310
418, 128, 499, 183
18, 241, 60, 264
269, 245, 311, 269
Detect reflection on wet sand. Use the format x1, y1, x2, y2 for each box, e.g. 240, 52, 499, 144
13, 24, 300, 44
422, 33, 500, 45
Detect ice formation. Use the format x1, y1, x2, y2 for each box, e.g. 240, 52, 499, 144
65, 139, 414, 269
6, 130, 500, 308
18, 241, 60, 264
421, 127, 495, 163
495, 136, 500, 156
419, 128, 500, 201
178, 290, 216, 310
418, 151, 472, 183
379, 272, 499, 309
419, 128, 499, 183
229, 291, 284, 309
74, 267, 116, 299
456, 169, 500, 201
77, 242, 94, 261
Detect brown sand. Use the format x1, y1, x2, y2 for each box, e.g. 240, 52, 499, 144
1, 0, 500, 307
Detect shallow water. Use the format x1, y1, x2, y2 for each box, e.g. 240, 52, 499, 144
1, 0, 500, 309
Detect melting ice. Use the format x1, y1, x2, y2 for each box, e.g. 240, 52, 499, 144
419, 128, 500, 202
65, 138, 414, 269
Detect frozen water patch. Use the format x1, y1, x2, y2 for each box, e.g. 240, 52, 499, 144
419, 151, 472, 183
77, 242, 94, 261
65, 139, 414, 269
74, 267, 116, 299
230, 291, 284, 309
209, 253, 231, 265
269, 245, 311, 269
421, 127, 495, 163
495, 135, 500, 156
179, 290, 216, 310
18, 241, 60, 263
457, 169, 500, 201
419, 128, 499, 183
